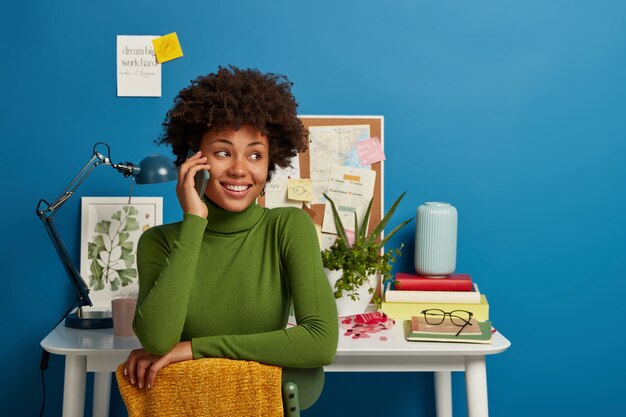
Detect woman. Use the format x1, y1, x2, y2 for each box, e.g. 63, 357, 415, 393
124, 66, 338, 389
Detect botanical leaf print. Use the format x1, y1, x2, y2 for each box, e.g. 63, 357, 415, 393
87, 205, 139, 291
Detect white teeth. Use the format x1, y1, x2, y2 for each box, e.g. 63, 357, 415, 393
225, 184, 249, 192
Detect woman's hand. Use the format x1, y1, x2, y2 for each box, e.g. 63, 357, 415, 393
124, 341, 193, 389
177, 151, 211, 218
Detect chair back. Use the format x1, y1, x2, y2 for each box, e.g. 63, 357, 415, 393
116, 359, 284, 416
282, 367, 325, 416
116, 360, 325, 417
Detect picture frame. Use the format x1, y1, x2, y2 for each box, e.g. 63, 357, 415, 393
80, 197, 163, 310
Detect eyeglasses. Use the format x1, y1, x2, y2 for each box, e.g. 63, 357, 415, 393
420, 309, 473, 337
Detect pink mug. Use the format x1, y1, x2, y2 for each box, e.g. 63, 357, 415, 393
111, 297, 137, 337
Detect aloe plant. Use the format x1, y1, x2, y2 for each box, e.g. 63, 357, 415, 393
321, 192, 413, 306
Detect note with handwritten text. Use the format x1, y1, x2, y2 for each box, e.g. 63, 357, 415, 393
287, 179, 313, 202
356, 137, 385, 165
117, 35, 161, 97
321, 165, 376, 235
152, 32, 184, 63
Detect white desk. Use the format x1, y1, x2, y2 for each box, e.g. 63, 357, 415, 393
41, 322, 510, 417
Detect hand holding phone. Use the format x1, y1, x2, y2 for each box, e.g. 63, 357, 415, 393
187, 150, 210, 197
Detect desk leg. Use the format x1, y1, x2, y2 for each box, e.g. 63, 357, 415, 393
434, 371, 453, 417
93, 372, 112, 417
63, 355, 86, 417
465, 355, 488, 417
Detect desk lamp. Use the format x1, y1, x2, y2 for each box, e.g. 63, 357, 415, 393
36, 142, 177, 329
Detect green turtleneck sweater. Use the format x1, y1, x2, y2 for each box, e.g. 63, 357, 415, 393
133, 199, 338, 368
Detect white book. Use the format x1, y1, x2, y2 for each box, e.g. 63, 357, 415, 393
385, 284, 481, 304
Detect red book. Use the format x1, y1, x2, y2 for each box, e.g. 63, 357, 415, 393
394, 272, 473, 291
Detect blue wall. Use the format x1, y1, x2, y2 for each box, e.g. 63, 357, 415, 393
2, 1, 625, 416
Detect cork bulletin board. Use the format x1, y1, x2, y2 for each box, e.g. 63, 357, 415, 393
260, 115, 384, 242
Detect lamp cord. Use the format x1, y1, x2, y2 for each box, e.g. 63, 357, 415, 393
39, 351, 49, 417
39, 300, 79, 417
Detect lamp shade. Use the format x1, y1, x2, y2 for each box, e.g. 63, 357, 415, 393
135, 154, 178, 184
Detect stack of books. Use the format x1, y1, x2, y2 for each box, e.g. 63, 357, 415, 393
403, 315, 493, 344
380, 272, 492, 344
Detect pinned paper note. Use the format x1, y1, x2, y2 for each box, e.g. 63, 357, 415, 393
265, 179, 300, 209
264, 156, 301, 208
308, 124, 371, 204
117, 35, 161, 97
321, 165, 376, 235
355, 137, 385, 165
152, 32, 184, 63
287, 179, 313, 202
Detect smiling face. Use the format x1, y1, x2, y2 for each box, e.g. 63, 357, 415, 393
199, 125, 270, 212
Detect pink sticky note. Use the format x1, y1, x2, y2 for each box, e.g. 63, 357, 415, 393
345, 229, 356, 246
356, 137, 386, 165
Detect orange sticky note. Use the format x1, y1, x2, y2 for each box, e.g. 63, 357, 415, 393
152, 32, 183, 63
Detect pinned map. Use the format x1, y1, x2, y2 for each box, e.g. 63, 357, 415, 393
308, 125, 371, 204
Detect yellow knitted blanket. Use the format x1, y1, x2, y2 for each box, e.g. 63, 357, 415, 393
115, 358, 283, 417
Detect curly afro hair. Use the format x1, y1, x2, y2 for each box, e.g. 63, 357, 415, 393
157, 66, 308, 181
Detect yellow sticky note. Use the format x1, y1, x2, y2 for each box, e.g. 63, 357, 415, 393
152, 32, 183, 63
287, 179, 313, 202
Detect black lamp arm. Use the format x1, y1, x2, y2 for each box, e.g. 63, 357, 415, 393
37, 210, 92, 308
40, 142, 135, 214
35, 142, 137, 310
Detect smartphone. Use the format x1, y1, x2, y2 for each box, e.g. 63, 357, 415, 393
187, 149, 210, 197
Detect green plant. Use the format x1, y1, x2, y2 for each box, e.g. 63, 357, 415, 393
321, 191, 413, 306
